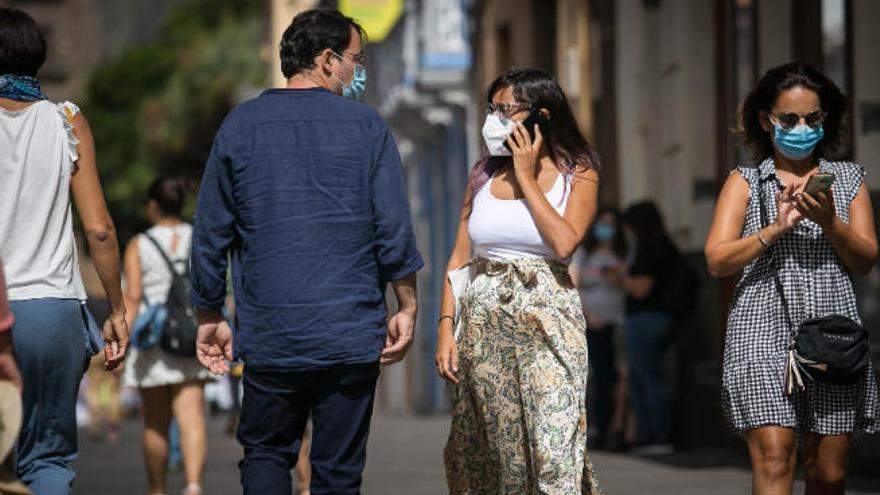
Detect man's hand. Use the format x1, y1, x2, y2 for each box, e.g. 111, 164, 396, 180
196, 310, 233, 374
0, 332, 22, 392
103, 314, 129, 371
381, 309, 415, 366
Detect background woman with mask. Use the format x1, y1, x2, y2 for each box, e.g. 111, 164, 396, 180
436, 68, 601, 494
706, 62, 880, 495
123, 176, 209, 495
617, 201, 681, 454
572, 208, 629, 450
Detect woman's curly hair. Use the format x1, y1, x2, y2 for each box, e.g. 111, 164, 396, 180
737, 62, 848, 164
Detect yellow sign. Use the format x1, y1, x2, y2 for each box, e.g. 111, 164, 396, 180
339, 0, 404, 43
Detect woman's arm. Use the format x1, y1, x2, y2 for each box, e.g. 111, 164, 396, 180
70, 111, 128, 370
798, 182, 878, 274
435, 192, 473, 384
620, 273, 653, 300
122, 237, 142, 329
508, 123, 599, 260
705, 171, 802, 278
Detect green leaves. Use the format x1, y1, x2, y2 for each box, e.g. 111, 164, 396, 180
81, 0, 266, 241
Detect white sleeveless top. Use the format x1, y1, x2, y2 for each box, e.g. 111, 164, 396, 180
0, 100, 86, 301
138, 223, 192, 308
124, 222, 208, 389
468, 172, 572, 262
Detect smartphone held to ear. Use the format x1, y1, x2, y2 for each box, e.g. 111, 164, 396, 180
804, 173, 835, 196
503, 110, 550, 152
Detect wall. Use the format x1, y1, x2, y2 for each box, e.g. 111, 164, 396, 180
8, 0, 181, 102
614, 0, 715, 250
852, 0, 880, 187
269, 0, 320, 88
757, 0, 793, 72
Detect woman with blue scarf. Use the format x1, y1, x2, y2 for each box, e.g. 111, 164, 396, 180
0, 8, 129, 495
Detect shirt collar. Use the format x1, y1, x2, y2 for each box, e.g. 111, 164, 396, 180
758, 156, 830, 182
758, 157, 776, 182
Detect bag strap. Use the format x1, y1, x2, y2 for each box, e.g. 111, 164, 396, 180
757, 178, 809, 394
756, 179, 795, 332
142, 232, 187, 278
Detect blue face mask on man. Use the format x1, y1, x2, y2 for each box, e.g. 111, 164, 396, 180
332, 51, 366, 100
773, 123, 824, 161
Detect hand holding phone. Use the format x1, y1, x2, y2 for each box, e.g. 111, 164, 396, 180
804, 173, 834, 196
796, 172, 837, 229
503, 109, 550, 152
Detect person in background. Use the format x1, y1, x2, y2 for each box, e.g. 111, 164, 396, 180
0, 7, 128, 494
123, 176, 209, 495
191, 9, 422, 495
0, 264, 21, 390
572, 207, 629, 450
706, 62, 880, 495
81, 292, 122, 444
83, 354, 123, 443
618, 201, 681, 455
0, 264, 26, 495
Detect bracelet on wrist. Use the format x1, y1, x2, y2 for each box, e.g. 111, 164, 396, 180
438, 315, 454, 325
756, 231, 771, 248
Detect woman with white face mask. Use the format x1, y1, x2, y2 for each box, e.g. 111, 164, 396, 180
706, 62, 880, 494
436, 68, 601, 494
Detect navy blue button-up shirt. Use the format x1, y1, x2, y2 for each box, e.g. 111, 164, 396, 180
190, 88, 424, 369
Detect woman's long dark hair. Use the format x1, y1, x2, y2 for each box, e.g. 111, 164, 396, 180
737, 62, 848, 164
622, 201, 670, 245
467, 68, 600, 206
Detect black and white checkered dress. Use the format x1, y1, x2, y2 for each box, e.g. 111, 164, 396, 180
722, 157, 880, 436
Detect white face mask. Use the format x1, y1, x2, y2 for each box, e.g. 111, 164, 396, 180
481, 114, 516, 156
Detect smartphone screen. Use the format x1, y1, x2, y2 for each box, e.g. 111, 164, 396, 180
804, 173, 835, 195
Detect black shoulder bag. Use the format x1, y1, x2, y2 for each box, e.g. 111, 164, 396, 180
143, 234, 199, 358
758, 178, 870, 394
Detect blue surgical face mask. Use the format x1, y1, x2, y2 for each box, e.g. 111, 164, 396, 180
593, 224, 615, 241
773, 123, 824, 160
332, 52, 366, 100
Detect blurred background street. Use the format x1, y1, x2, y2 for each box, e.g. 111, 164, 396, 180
4, 0, 880, 492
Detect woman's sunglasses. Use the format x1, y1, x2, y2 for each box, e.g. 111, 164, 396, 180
770, 110, 826, 131
486, 102, 533, 119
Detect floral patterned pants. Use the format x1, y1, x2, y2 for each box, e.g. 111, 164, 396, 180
444, 257, 600, 494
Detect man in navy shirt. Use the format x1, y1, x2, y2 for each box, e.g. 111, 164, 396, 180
190, 10, 423, 494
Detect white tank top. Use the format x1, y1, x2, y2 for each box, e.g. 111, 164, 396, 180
138, 224, 192, 308
0, 100, 86, 301
468, 172, 572, 262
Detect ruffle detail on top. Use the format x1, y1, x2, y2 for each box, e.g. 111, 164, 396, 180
57, 101, 80, 166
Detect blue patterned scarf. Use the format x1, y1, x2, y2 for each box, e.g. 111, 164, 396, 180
0, 74, 49, 101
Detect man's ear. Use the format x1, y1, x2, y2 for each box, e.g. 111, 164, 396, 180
317, 48, 335, 75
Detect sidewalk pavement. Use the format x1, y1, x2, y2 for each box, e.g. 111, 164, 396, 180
74, 412, 880, 494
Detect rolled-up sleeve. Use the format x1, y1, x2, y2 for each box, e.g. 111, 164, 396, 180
369, 119, 424, 282
191, 134, 237, 312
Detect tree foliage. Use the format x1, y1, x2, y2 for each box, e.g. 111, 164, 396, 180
83, 0, 267, 240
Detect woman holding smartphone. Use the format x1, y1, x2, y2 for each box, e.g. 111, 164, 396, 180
705, 62, 880, 494
436, 68, 600, 494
